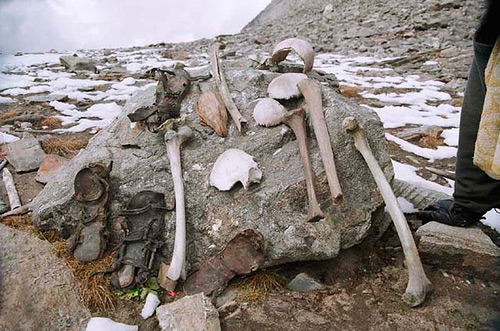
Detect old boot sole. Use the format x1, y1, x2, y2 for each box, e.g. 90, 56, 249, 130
183, 229, 266, 298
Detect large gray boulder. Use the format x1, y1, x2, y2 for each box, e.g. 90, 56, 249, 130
60, 55, 97, 73
31, 57, 392, 270
416, 222, 500, 282
0, 224, 90, 330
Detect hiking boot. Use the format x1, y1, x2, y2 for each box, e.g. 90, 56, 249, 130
68, 162, 112, 263
416, 199, 485, 227
110, 191, 169, 289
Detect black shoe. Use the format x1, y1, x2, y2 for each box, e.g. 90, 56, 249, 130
416, 199, 484, 227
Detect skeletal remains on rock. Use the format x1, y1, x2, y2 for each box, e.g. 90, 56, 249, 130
209, 149, 262, 191
161, 125, 193, 290
343, 117, 432, 307
253, 98, 324, 222
298, 78, 343, 202
268, 73, 308, 100
270, 38, 315, 73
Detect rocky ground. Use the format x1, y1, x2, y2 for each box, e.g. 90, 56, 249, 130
0, 0, 499, 330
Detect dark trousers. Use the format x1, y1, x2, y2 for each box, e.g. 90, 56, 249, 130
454, 39, 500, 214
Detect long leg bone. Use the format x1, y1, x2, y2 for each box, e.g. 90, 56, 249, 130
2, 168, 21, 210
343, 117, 432, 307
210, 43, 247, 132
284, 109, 325, 222
297, 78, 343, 202
164, 126, 193, 286
253, 98, 324, 222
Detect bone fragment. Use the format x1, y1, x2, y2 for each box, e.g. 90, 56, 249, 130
343, 117, 432, 307
270, 38, 315, 73
210, 43, 247, 132
298, 78, 343, 201
2, 168, 21, 210
165, 126, 193, 282
253, 98, 324, 222
196, 91, 228, 137
210, 149, 262, 191
267, 73, 308, 100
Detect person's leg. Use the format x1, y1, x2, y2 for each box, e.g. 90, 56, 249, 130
453, 40, 500, 215
417, 32, 500, 226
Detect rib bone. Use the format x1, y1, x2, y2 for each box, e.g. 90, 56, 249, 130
210, 43, 247, 132
343, 117, 432, 307
253, 98, 324, 222
164, 126, 193, 283
298, 79, 343, 202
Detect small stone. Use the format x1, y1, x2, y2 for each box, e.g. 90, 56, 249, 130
35, 154, 69, 184
416, 222, 500, 282
156, 293, 220, 331
5, 136, 45, 173
25, 94, 68, 104
286, 273, 325, 292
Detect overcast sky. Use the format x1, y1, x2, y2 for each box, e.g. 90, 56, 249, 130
0, 0, 271, 53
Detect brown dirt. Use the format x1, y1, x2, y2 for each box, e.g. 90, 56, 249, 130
220, 235, 500, 331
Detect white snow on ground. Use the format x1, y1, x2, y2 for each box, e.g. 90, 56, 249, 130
392, 160, 454, 195
397, 197, 418, 213
0, 53, 67, 72
385, 133, 457, 162
0, 73, 35, 90
483, 210, 500, 232
0, 96, 15, 103
441, 128, 459, 147
85, 317, 137, 331
54, 102, 123, 132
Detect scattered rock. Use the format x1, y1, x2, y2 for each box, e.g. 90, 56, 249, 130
397, 125, 443, 140
5, 136, 45, 173
156, 293, 220, 331
60, 55, 98, 73
286, 272, 325, 292
0, 224, 90, 330
416, 222, 500, 282
35, 154, 68, 184
25, 94, 68, 104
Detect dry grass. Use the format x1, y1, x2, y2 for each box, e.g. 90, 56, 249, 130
53, 241, 117, 312
419, 136, 444, 149
40, 116, 63, 129
234, 269, 286, 301
40, 137, 86, 156
340, 85, 362, 99
0, 110, 20, 120
2, 214, 37, 233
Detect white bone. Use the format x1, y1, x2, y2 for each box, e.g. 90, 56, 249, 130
2, 168, 21, 210
165, 126, 193, 282
343, 117, 432, 307
253, 99, 324, 222
210, 149, 262, 191
298, 78, 343, 201
268, 73, 308, 100
270, 38, 315, 73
